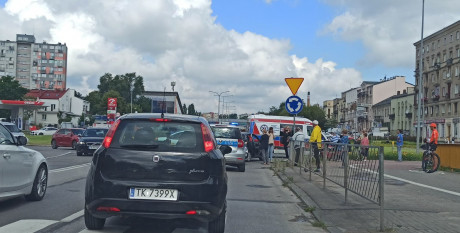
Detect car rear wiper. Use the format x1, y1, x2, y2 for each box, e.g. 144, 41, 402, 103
120, 144, 160, 149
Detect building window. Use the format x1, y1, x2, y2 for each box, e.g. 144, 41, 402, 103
443, 54, 447, 62
455, 102, 458, 113
455, 84, 459, 94
458, 31, 460, 40
448, 103, 452, 113
456, 67, 459, 77
51, 104, 55, 111
441, 105, 445, 114
42, 114, 47, 120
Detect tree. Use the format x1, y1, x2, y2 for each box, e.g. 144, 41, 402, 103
0, 76, 28, 100
299, 105, 326, 128
182, 104, 187, 114
187, 104, 196, 115
324, 118, 338, 131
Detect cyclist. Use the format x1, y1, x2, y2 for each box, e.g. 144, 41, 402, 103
423, 123, 439, 172
428, 123, 439, 150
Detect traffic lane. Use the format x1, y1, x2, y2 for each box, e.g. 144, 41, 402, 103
383, 160, 460, 193
26, 146, 93, 171
41, 161, 322, 233
0, 177, 87, 228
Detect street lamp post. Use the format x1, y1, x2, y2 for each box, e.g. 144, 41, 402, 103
130, 81, 134, 113
416, 0, 425, 154
209, 91, 229, 124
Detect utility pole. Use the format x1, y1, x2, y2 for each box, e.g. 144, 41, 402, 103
416, 0, 425, 154
209, 91, 229, 124
130, 80, 134, 113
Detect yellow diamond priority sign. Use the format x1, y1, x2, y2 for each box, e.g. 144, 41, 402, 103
285, 78, 304, 95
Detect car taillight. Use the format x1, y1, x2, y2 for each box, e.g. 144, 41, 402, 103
150, 118, 171, 122
238, 139, 244, 148
102, 119, 120, 148
201, 123, 215, 152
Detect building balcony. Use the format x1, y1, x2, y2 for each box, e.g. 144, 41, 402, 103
374, 116, 384, 122
445, 93, 451, 99
389, 113, 395, 120
405, 112, 412, 118
431, 95, 440, 101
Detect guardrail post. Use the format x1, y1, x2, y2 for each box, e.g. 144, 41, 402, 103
300, 142, 304, 175
309, 143, 312, 181
323, 142, 327, 189
379, 146, 385, 232
344, 144, 349, 204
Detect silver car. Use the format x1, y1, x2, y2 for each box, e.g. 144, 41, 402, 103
0, 122, 29, 142
211, 124, 246, 172
0, 124, 48, 202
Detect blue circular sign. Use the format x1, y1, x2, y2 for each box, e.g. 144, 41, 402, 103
285, 95, 303, 114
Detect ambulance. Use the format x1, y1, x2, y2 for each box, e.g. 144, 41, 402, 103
248, 114, 314, 148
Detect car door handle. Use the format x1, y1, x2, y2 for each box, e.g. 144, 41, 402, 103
3, 154, 11, 159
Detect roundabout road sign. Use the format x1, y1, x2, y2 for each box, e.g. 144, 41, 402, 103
285, 95, 303, 115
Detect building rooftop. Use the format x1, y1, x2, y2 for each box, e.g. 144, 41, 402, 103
27, 89, 68, 100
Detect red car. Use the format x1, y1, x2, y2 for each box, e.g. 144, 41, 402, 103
51, 128, 85, 149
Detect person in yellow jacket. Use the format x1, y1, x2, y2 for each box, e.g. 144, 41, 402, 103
309, 120, 322, 172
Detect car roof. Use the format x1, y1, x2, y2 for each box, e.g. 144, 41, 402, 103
119, 113, 206, 124
0, 122, 15, 125
210, 124, 240, 128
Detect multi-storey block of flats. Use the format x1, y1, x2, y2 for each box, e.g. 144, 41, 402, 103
414, 20, 460, 142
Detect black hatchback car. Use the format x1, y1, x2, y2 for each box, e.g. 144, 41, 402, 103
76, 128, 108, 156
84, 114, 230, 232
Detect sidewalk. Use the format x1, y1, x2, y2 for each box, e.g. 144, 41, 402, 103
274, 155, 460, 233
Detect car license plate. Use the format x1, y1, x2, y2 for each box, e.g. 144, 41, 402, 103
89, 145, 99, 150
129, 188, 178, 201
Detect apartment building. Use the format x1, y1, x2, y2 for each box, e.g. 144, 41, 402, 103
323, 100, 334, 119
0, 34, 68, 90
389, 88, 415, 136
356, 76, 413, 132
414, 20, 460, 140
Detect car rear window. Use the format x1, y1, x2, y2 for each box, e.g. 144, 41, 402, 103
83, 128, 108, 137
71, 129, 84, 135
110, 120, 204, 152
211, 127, 242, 140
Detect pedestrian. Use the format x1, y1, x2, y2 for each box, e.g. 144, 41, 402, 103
309, 120, 322, 172
396, 129, 404, 162
330, 132, 340, 143
360, 132, 369, 161
291, 127, 304, 166
260, 129, 269, 165
268, 127, 275, 163
281, 126, 292, 159
339, 130, 349, 163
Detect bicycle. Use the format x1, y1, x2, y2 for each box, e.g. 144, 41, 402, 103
421, 143, 440, 173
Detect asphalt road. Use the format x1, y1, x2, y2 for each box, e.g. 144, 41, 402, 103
0, 146, 324, 233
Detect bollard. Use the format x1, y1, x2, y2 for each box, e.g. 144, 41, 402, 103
379, 146, 385, 232
323, 142, 327, 189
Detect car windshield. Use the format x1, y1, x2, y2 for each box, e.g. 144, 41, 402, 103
211, 127, 242, 139
71, 129, 84, 135
3, 124, 20, 133
110, 120, 203, 152
83, 128, 108, 137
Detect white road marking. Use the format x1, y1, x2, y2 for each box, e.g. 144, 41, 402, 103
61, 210, 84, 223
0, 220, 58, 233
50, 163, 91, 173
353, 165, 460, 197
47, 152, 72, 159
383, 173, 460, 197
78, 226, 130, 233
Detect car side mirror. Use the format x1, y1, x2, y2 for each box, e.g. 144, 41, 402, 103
17, 136, 27, 146
78, 134, 82, 136
219, 145, 232, 155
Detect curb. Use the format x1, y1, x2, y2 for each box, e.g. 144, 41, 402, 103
276, 168, 344, 233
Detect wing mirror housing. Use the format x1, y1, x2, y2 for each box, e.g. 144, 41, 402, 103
17, 136, 28, 146
219, 145, 232, 155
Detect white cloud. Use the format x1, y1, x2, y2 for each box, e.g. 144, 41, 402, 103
1, 0, 362, 114
322, 0, 460, 68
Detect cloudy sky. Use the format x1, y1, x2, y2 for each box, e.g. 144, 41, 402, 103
1, 0, 459, 114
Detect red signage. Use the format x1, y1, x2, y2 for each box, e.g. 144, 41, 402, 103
0, 100, 45, 106
107, 98, 117, 109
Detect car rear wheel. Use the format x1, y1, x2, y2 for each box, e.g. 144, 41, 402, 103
245, 151, 251, 162
25, 165, 48, 201
84, 207, 106, 230
238, 163, 245, 172
51, 140, 58, 149
39, 133, 44, 135
208, 203, 226, 233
